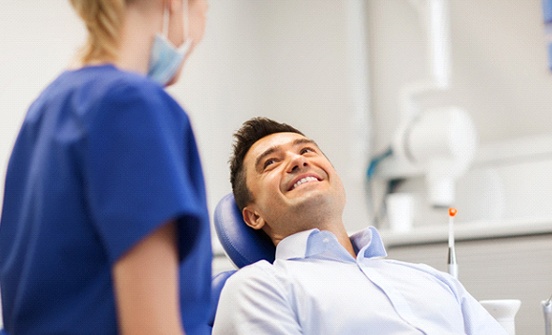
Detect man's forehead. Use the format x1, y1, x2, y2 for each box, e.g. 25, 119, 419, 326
248, 132, 313, 158
256, 132, 307, 148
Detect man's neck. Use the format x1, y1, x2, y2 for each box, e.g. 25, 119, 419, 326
324, 226, 357, 258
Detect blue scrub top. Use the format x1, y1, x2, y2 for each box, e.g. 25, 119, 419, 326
0, 65, 212, 334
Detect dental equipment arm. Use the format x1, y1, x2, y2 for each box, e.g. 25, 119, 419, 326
392, 107, 477, 207
372, 0, 477, 208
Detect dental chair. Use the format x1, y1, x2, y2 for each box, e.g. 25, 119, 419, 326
209, 193, 520, 334
209, 193, 275, 327
213, 193, 275, 268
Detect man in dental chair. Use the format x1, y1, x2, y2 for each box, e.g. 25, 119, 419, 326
212, 117, 506, 334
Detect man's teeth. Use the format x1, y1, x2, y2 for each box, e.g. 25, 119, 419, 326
292, 176, 318, 190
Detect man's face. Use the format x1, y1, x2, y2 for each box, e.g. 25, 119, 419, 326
241, 132, 346, 242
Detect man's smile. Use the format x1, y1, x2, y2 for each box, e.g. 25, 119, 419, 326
288, 174, 322, 191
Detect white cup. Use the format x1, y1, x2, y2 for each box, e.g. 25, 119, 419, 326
386, 193, 414, 232
479, 299, 521, 335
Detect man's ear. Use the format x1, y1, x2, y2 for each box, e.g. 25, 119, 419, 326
242, 206, 265, 230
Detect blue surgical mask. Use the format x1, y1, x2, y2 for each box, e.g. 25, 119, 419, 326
148, 36, 192, 85
147, 4, 192, 86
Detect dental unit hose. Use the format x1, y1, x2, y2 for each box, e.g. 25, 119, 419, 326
544, 294, 552, 335
447, 208, 458, 279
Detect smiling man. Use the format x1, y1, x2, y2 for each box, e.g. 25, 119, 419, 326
212, 117, 506, 335
240, 131, 353, 256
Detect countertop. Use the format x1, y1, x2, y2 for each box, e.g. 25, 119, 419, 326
379, 217, 552, 247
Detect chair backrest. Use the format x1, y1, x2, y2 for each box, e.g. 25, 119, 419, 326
208, 269, 236, 327
213, 193, 275, 268
209, 193, 276, 328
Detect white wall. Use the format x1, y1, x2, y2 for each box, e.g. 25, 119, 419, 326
366, 0, 552, 225
367, 0, 552, 149
0, 1, 372, 236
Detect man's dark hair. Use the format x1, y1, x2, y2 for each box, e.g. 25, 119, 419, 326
230, 117, 304, 211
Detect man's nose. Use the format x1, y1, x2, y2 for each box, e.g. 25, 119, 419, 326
287, 153, 308, 173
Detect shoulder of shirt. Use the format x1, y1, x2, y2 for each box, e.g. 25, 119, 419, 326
91, 69, 186, 117
62, 66, 168, 104
230, 260, 277, 277
225, 260, 284, 287
100, 70, 167, 99
223, 260, 294, 301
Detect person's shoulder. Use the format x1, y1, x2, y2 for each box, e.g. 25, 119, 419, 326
229, 260, 276, 280
225, 260, 286, 287
89, 67, 184, 118
223, 260, 291, 299
100, 68, 166, 99
71, 65, 169, 101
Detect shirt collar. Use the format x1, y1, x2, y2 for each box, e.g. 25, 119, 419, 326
350, 226, 388, 259
275, 226, 387, 261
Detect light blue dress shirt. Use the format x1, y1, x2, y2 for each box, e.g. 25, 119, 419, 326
213, 227, 506, 334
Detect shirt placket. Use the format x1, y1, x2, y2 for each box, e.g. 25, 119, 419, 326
357, 257, 427, 335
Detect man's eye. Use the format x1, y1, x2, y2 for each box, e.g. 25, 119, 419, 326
301, 147, 315, 154
263, 159, 275, 169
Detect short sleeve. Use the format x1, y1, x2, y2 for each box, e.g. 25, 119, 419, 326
84, 81, 206, 264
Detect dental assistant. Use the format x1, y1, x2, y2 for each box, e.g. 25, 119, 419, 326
0, 0, 211, 334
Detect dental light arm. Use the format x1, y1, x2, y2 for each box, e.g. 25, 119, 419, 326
370, 0, 477, 208
392, 106, 477, 207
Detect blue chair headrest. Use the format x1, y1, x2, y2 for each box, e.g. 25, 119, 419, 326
214, 193, 275, 268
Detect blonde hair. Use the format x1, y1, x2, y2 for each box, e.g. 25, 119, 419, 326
69, 0, 127, 64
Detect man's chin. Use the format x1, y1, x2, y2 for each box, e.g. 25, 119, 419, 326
289, 190, 332, 210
